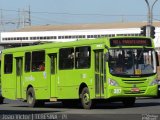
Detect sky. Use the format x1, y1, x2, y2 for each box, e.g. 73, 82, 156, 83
0, 0, 160, 31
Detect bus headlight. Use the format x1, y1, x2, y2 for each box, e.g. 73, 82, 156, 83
108, 78, 119, 86
150, 79, 158, 86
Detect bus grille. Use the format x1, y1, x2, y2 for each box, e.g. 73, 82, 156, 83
122, 79, 147, 84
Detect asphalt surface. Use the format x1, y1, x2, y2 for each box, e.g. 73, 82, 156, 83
0, 98, 160, 120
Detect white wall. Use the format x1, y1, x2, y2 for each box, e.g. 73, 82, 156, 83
1, 27, 160, 48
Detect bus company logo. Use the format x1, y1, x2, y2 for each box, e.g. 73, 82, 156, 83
142, 114, 158, 120
25, 75, 35, 82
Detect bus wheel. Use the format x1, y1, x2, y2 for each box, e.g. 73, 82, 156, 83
80, 87, 92, 109
122, 97, 136, 107
27, 87, 36, 107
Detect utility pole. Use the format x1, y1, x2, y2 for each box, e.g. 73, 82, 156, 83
28, 5, 31, 26
20, 6, 31, 28
144, 0, 158, 37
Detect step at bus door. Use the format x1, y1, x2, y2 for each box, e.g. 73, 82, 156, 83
94, 50, 105, 98
16, 57, 23, 99
49, 54, 57, 98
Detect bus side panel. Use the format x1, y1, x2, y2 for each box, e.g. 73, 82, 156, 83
57, 70, 78, 99
22, 72, 50, 100
57, 69, 94, 99
2, 74, 16, 100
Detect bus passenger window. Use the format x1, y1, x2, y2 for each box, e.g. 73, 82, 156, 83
75, 46, 91, 69
59, 48, 74, 69
25, 52, 31, 72
32, 51, 45, 72
4, 54, 13, 74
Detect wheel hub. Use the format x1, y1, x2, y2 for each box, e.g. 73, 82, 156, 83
83, 93, 90, 104
28, 93, 33, 104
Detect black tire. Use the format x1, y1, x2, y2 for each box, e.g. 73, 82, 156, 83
26, 87, 37, 107
80, 87, 92, 109
122, 97, 136, 107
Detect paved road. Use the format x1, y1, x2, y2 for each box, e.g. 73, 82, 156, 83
0, 98, 160, 120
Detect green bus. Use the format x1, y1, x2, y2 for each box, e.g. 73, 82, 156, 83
1, 36, 159, 109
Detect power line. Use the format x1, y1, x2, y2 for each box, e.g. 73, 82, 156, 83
1, 8, 160, 31
1, 8, 160, 17
153, 17, 160, 21
0, 8, 31, 31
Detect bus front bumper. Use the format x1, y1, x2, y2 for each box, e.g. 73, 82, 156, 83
107, 85, 157, 98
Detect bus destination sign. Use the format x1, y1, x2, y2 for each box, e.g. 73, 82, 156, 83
110, 38, 152, 47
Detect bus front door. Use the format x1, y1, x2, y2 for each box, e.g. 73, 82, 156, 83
16, 57, 23, 99
95, 50, 105, 98
49, 54, 57, 99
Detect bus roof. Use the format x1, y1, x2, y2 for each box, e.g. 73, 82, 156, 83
2, 38, 107, 54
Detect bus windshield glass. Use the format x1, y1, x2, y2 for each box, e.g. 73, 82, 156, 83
108, 48, 157, 77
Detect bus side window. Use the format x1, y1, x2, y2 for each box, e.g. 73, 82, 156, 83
32, 50, 45, 72
59, 48, 74, 69
4, 54, 13, 74
75, 46, 91, 69
25, 52, 31, 72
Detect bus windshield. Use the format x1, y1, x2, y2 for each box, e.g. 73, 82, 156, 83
108, 48, 157, 77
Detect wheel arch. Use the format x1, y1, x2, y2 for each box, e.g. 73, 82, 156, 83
27, 84, 33, 91
25, 84, 33, 99
79, 82, 88, 98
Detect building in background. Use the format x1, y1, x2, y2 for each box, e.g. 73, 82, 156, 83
0, 22, 160, 49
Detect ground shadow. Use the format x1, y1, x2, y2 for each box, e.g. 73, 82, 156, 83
3, 98, 160, 109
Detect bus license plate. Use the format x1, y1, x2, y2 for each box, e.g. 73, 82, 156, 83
131, 88, 140, 92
